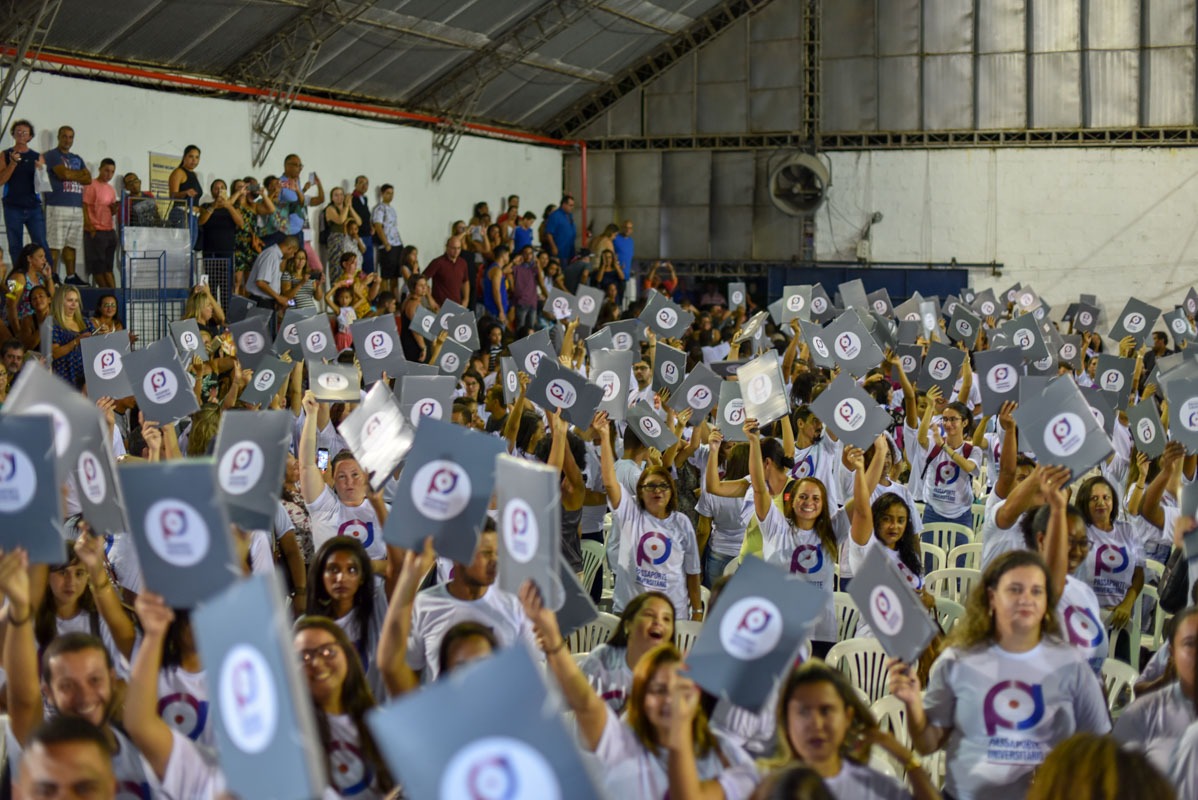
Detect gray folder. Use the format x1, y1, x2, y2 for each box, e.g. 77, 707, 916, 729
0, 415, 66, 563
125, 337, 201, 424
496, 455, 564, 610
214, 410, 291, 530
591, 348, 634, 422
81, 331, 132, 397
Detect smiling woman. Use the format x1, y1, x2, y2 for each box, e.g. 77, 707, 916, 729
579, 591, 676, 714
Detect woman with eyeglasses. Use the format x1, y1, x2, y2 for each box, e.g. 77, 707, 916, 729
90, 291, 125, 335
914, 393, 979, 528
887, 550, 1110, 800
294, 616, 395, 799
596, 409, 703, 622
306, 536, 390, 701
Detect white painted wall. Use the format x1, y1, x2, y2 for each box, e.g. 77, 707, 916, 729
819, 148, 1198, 314
1, 72, 563, 264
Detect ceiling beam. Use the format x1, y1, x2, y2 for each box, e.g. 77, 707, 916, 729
540, 0, 774, 140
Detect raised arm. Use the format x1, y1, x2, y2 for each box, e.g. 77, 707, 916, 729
745, 419, 771, 522
703, 428, 749, 498
503, 371, 530, 453
890, 350, 919, 429
596, 410, 621, 510
887, 658, 950, 755
377, 538, 434, 697
74, 526, 136, 659
298, 391, 326, 503
781, 320, 802, 379
847, 445, 874, 547
0, 549, 42, 745
956, 347, 973, 404
993, 401, 1020, 500
916, 385, 941, 449
125, 593, 180, 781
780, 412, 796, 460
1039, 467, 1072, 597
519, 581, 609, 750
1141, 441, 1183, 530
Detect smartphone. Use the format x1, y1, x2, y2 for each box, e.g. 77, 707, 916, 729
308, 172, 316, 184
316, 447, 329, 471
199, 274, 209, 286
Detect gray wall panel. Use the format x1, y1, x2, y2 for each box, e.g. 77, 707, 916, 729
1087, 49, 1139, 127
710, 206, 754, 259
750, 40, 803, 89
1144, 46, 1196, 124
823, 57, 878, 131
977, 52, 1028, 127
711, 151, 756, 207
821, 0, 876, 57
924, 54, 974, 129
1146, 0, 1196, 46
588, 152, 617, 208
1030, 52, 1082, 127
605, 91, 643, 138
978, 0, 1027, 52
749, 0, 802, 41
648, 51, 695, 95
878, 56, 922, 131
697, 17, 748, 82
661, 152, 712, 207
878, 0, 921, 56
645, 92, 695, 136
660, 207, 710, 260
1031, 0, 1081, 52
750, 88, 803, 132
1087, 0, 1140, 49
697, 82, 750, 133
924, 0, 975, 53
616, 152, 662, 208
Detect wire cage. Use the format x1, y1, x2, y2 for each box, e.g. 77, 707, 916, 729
119, 193, 196, 346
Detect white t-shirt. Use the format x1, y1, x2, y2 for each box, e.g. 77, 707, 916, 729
325, 712, 384, 799
155, 663, 215, 755
758, 503, 848, 642
161, 727, 227, 797
406, 583, 538, 683
593, 705, 759, 800
1057, 575, 1107, 676
305, 485, 386, 560
610, 492, 701, 620
824, 758, 913, 800
695, 490, 748, 557
1113, 682, 1196, 776
108, 531, 144, 595
979, 496, 1025, 572
334, 590, 389, 699
923, 640, 1111, 800
580, 643, 632, 714
789, 437, 844, 508
1074, 520, 1145, 608
911, 439, 978, 518
1169, 719, 1198, 800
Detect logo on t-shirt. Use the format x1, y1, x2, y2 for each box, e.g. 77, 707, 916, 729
982, 680, 1045, 736
934, 461, 960, 486
792, 454, 815, 479
1094, 543, 1129, 576
1063, 605, 1104, 647
718, 597, 783, 661
144, 500, 209, 567
157, 692, 210, 741
329, 738, 374, 796
789, 543, 823, 574
440, 737, 561, 800
636, 531, 672, 566
337, 519, 375, 548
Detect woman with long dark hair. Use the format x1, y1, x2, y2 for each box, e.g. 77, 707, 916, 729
1074, 474, 1147, 634
578, 590, 675, 714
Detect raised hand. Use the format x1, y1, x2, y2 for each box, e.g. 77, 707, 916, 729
134, 591, 176, 639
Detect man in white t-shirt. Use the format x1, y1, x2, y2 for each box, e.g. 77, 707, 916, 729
405, 530, 540, 683
298, 391, 391, 569
17, 717, 119, 800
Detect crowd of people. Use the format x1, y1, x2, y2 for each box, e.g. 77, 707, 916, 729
1, 116, 1198, 800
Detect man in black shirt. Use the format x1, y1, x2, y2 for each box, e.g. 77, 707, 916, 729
351, 174, 373, 275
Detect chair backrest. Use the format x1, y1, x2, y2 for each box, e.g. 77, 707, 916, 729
566, 612, 620, 653
1101, 658, 1138, 717
825, 638, 892, 705
947, 542, 982, 570
921, 522, 974, 553
970, 503, 986, 534
1145, 559, 1166, 586
924, 568, 982, 604
934, 596, 965, 633
723, 558, 741, 578
1106, 590, 1145, 663
674, 620, 704, 655
700, 585, 712, 617
833, 591, 860, 641
921, 543, 946, 576
581, 540, 605, 593
1140, 585, 1167, 653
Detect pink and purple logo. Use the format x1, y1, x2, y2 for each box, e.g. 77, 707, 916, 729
982, 680, 1045, 736
465, 755, 517, 800
636, 531, 672, 566
337, 519, 375, 547
157, 692, 209, 741
790, 543, 823, 574
1094, 544, 1129, 576
1064, 606, 1104, 648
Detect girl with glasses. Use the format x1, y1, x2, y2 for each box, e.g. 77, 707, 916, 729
915, 393, 980, 529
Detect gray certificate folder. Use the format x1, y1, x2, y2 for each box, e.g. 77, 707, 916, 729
496, 455, 564, 610
849, 544, 939, 664
193, 571, 325, 800
0, 414, 66, 564
367, 645, 605, 800
118, 460, 238, 608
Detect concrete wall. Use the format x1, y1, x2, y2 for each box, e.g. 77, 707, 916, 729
1, 72, 564, 264
819, 147, 1198, 313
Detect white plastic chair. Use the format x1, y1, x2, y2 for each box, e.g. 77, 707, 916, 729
947, 542, 982, 570
921, 522, 974, 552
572, 651, 590, 667
970, 502, 986, 535
920, 543, 945, 576
924, 568, 981, 605
723, 558, 741, 578
1140, 585, 1167, 653
700, 585, 711, 617
581, 540, 605, 596
834, 591, 860, 641
1145, 559, 1166, 586
1101, 658, 1138, 718
674, 620, 704, 655
934, 596, 965, 633
826, 638, 892, 705
871, 695, 947, 790
566, 612, 619, 654
1105, 591, 1145, 664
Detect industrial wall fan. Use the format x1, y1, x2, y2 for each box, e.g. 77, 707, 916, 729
768, 152, 830, 216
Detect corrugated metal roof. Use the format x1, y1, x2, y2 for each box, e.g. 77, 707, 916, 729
31, 0, 729, 132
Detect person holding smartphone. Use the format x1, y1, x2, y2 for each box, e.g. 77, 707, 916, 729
278, 154, 324, 275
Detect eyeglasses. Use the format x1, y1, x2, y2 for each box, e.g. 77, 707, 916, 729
642, 483, 671, 493
299, 643, 341, 665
